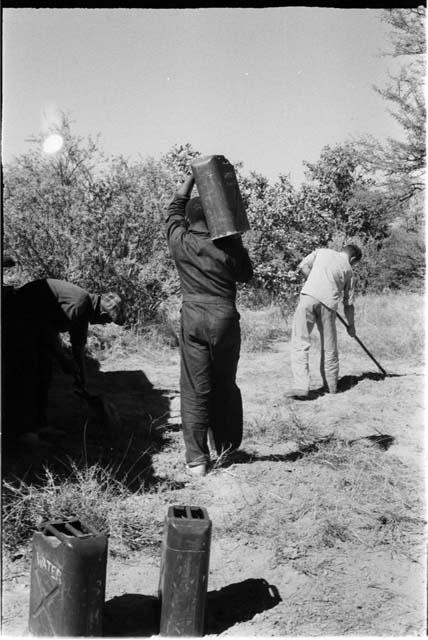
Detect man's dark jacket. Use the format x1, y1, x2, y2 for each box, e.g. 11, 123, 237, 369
166, 195, 253, 300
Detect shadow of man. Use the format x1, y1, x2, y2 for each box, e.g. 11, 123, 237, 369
336, 371, 397, 392
302, 370, 404, 400
215, 431, 395, 469
3, 352, 174, 491
70, 367, 174, 489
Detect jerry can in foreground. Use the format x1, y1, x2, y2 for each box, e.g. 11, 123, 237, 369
158, 505, 212, 636
28, 519, 108, 637
191, 155, 250, 240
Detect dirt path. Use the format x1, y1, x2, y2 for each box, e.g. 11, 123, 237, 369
2, 339, 425, 637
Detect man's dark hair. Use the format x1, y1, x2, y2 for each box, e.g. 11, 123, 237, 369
343, 244, 362, 262
100, 292, 124, 325
185, 197, 206, 226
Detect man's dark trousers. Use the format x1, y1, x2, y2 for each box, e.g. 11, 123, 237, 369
180, 296, 243, 467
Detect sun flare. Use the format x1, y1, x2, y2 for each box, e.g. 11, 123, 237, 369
42, 134, 64, 154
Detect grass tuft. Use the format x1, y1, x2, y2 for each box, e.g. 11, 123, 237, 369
340, 292, 424, 362
2, 461, 165, 555
240, 306, 289, 352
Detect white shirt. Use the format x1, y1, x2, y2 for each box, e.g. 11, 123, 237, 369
299, 248, 354, 311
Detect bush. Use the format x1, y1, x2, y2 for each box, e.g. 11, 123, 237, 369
2, 462, 167, 555
3, 116, 180, 326
378, 228, 425, 291
4, 116, 423, 325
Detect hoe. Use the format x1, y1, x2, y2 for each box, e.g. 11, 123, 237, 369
336, 312, 387, 377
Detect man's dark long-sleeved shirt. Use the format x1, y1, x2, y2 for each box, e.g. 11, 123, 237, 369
16, 278, 99, 347
166, 194, 253, 300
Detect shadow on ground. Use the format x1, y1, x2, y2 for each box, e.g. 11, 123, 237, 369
103, 594, 159, 637
2, 353, 175, 490
216, 432, 396, 468
103, 578, 281, 636
293, 371, 405, 401
205, 577, 281, 634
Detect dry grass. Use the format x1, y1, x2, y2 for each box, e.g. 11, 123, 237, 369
86, 322, 176, 363
294, 437, 424, 555
240, 306, 289, 352
243, 410, 322, 449
3, 292, 424, 565
241, 291, 424, 359
2, 460, 175, 556
340, 292, 425, 361
278, 291, 425, 368
87, 301, 290, 357
206, 409, 425, 564
88, 292, 424, 361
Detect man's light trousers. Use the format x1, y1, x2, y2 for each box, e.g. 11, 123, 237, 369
291, 294, 339, 395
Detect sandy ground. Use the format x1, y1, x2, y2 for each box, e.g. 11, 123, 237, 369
2, 337, 426, 637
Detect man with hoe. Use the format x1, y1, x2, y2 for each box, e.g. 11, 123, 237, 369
166, 173, 253, 477
287, 244, 362, 400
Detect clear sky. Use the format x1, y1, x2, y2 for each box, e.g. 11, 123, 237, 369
2, 7, 403, 184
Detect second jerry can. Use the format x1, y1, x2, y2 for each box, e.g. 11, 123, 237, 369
158, 505, 212, 636
191, 155, 250, 240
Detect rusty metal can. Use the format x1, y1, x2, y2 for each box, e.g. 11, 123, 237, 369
158, 505, 212, 636
28, 519, 108, 636
191, 155, 250, 240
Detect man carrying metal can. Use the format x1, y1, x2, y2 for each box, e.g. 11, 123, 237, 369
166, 173, 253, 477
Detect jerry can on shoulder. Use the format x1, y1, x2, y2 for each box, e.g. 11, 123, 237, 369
158, 505, 212, 636
28, 519, 108, 637
191, 155, 250, 240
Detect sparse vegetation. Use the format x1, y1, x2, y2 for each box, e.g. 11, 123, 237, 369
240, 306, 289, 352
340, 291, 425, 361
200, 409, 424, 562
2, 7, 425, 635
2, 461, 180, 557
3, 294, 424, 558
6, 415, 422, 561
2, 291, 425, 635
3, 119, 424, 332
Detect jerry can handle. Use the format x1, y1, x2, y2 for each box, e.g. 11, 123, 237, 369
79, 519, 104, 536
64, 522, 87, 537
39, 519, 106, 544
42, 523, 75, 548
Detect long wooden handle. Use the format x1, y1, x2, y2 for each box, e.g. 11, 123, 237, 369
336, 312, 387, 376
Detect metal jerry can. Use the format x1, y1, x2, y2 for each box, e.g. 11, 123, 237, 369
191, 155, 250, 240
158, 505, 212, 637
28, 519, 108, 637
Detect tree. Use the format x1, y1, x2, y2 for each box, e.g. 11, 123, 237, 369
298, 142, 391, 243
355, 8, 426, 292
3, 114, 107, 280
378, 227, 425, 291
236, 143, 393, 304
360, 7, 426, 204
3, 115, 181, 324
236, 172, 305, 304
160, 143, 201, 184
